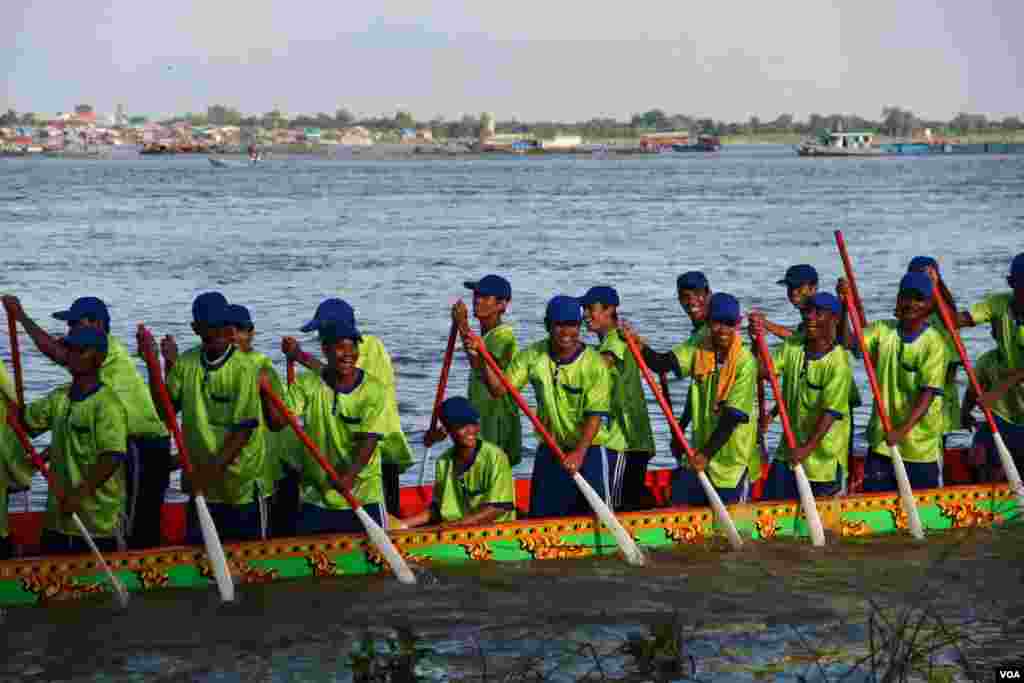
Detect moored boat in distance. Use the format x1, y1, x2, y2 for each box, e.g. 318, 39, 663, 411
0, 448, 1018, 608
796, 130, 885, 156
672, 134, 722, 152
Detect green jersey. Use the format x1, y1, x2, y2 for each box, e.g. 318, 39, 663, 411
357, 335, 414, 470
599, 328, 655, 454
244, 351, 290, 486
504, 340, 626, 452
925, 313, 961, 434
100, 336, 169, 440
970, 292, 1024, 370
432, 440, 516, 523
24, 384, 128, 538
863, 321, 947, 462
671, 341, 759, 488
977, 349, 1024, 425
467, 323, 523, 465
0, 357, 15, 405
0, 363, 32, 538
286, 369, 387, 510
771, 339, 854, 481
166, 346, 270, 504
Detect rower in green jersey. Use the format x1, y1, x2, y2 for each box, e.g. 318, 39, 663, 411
0, 358, 33, 559
953, 254, 1024, 373
143, 292, 270, 542
961, 324, 1024, 482
1, 294, 172, 549
22, 328, 129, 555
860, 272, 949, 492
400, 396, 516, 528
470, 295, 626, 517
271, 320, 389, 534
750, 293, 853, 500
580, 285, 656, 511
224, 303, 297, 537
443, 274, 522, 466
289, 298, 414, 516
758, 264, 821, 341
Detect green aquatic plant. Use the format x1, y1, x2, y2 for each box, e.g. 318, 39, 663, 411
349, 628, 434, 682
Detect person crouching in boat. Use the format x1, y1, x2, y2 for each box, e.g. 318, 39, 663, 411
750, 293, 853, 500
859, 272, 948, 492
626, 293, 759, 506
468, 295, 626, 517
399, 396, 516, 529
286, 298, 414, 517
21, 328, 130, 555
144, 292, 271, 542
274, 320, 389, 534
0, 358, 33, 559
961, 324, 1024, 483
580, 286, 657, 511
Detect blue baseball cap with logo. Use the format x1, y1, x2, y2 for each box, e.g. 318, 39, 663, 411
318, 319, 362, 345
545, 295, 583, 324
463, 274, 512, 300
191, 291, 229, 327
301, 298, 356, 333
777, 264, 819, 289
440, 396, 480, 429
63, 326, 109, 353
53, 297, 110, 330
676, 271, 709, 292
808, 292, 842, 316
579, 286, 620, 307
1010, 253, 1024, 284
223, 304, 253, 329
899, 271, 934, 298
907, 256, 939, 274
708, 293, 741, 324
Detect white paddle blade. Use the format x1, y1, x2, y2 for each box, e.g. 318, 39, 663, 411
195, 495, 236, 602
418, 445, 433, 487
792, 464, 826, 547
992, 431, 1024, 508
888, 446, 925, 540
355, 505, 417, 585
71, 513, 130, 608
571, 472, 646, 567
696, 471, 744, 550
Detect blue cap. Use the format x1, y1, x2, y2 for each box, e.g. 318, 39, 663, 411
1010, 253, 1024, 282
440, 396, 480, 429
899, 271, 934, 298
545, 295, 583, 324
676, 271, 709, 292
52, 297, 110, 329
318, 319, 362, 345
808, 292, 841, 316
777, 264, 819, 288
708, 293, 741, 324
579, 286, 620, 307
223, 304, 253, 328
63, 326, 108, 353
192, 292, 228, 325
301, 298, 356, 333
907, 256, 939, 274
463, 274, 511, 300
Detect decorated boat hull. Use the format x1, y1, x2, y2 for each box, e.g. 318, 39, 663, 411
1, 458, 1018, 608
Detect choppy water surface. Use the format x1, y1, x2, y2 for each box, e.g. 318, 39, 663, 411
1, 148, 1023, 679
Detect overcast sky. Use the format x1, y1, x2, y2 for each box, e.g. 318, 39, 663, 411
3, 0, 1021, 121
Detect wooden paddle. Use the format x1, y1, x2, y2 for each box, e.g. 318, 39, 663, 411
5, 404, 130, 607
834, 230, 868, 328
287, 358, 296, 386
137, 325, 236, 602
751, 326, 827, 546
464, 325, 646, 566
621, 330, 744, 550
3, 300, 25, 408
420, 320, 458, 486
832, 234, 925, 540
258, 377, 417, 584
932, 290, 1024, 506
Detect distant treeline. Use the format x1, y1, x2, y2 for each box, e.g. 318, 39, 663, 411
3, 105, 1021, 139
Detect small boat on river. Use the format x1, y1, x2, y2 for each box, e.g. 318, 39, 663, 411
0, 447, 1016, 608
672, 134, 722, 153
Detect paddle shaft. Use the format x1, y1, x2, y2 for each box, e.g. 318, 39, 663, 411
138, 326, 194, 476
4, 302, 25, 408
6, 401, 61, 494
287, 358, 295, 386
428, 321, 459, 435
752, 332, 799, 450
834, 230, 868, 328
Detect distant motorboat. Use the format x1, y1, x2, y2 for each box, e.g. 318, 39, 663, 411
672, 134, 722, 153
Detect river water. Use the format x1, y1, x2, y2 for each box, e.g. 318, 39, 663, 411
1, 147, 1023, 680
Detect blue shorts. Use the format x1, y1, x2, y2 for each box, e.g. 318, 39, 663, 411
862, 450, 939, 493
971, 413, 1024, 469
296, 502, 386, 536
529, 444, 623, 518
671, 467, 747, 507
186, 495, 268, 544
762, 461, 842, 501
